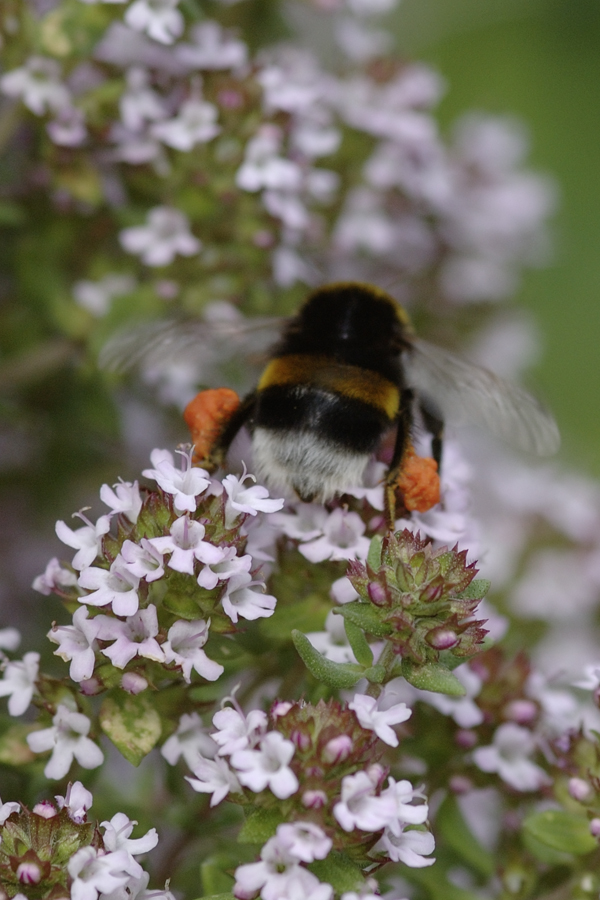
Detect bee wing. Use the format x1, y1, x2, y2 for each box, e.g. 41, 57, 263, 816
404, 338, 560, 456
99, 311, 286, 390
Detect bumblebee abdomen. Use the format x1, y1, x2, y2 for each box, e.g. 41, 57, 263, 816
257, 354, 400, 423
251, 354, 400, 502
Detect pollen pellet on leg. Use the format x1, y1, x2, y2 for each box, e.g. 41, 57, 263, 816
184, 388, 240, 466
396, 446, 440, 513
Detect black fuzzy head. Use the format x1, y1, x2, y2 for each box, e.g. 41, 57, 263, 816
277, 282, 410, 380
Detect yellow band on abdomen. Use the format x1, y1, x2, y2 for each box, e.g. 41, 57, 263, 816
257, 354, 400, 420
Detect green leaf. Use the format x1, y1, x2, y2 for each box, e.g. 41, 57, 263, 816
457, 579, 490, 600
408, 866, 481, 900
162, 587, 204, 619
309, 851, 363, 893
364, 664, 386, 684
260, 595, 329, 643
367, 535, 383, 569
343, 618, 373, 667
523, 809, 597, 856
401, 659, 466, 696
99, 691, 162, 766
292, 630, 364, 689
337, 601, 392, 637
238, 808, 286, 844
436, 796, 494, 877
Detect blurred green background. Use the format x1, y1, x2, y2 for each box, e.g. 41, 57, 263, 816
394, 0, 600, 476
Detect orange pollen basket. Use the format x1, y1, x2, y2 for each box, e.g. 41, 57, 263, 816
184, 388, 240, 464
395, 446, 440, 513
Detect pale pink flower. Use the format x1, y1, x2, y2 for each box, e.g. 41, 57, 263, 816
78, 558, 140, 618
55, 513, 111, 571
125, 0, 184, 44
120, 209, 201, 267
333, 771, 395, 833
142, 448, 209, 511
175, 21, 247, 70
349, 694, 411, 747
220, 572, 277, 623
55, 781, 93, 824
231, 732, 298, 799
98, 606, 165, 669
48, 607, 102, 682
472, 723, 551, 791
212, 705, 267, 756
162, 619, 224, 682
100, 479, 142, 522
187, 756, 242, 805
32, 557, 78, 595
27, 704, 104, 780
0, 652, 39, 716
161, 712, 217, 768
150, 515, 223, 574
299, 508, 370, 563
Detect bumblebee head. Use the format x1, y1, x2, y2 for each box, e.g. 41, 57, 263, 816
291, 282, 413, 352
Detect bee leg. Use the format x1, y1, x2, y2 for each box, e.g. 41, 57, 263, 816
419, 403, 444, 474
209, 392, 257, 470
185, 390, 256, 471
384, 390, 413, 528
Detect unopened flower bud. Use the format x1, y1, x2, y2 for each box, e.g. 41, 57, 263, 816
121, 672, 148, 694
455, 729, 478, 749
302, 789, 327, 809
569, 777, 592, 802
17, 862, 42, 885
427, 628, 459, 650
32, 800, 57, 819
449, 775, 473, 794
291, 729, 311, 752
323, 735, 352, 763
79, 676, 103, 696
504, 699, 537, 725
590, 818, 600, 838
367, 582, 386, 605
367, 763, 385, 787
272, 701, 293, 719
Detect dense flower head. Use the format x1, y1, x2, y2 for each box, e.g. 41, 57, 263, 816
180, 696, 433, 872
346, 530, 489, 667
0, 784, 167, 899
28, 448, 283, 709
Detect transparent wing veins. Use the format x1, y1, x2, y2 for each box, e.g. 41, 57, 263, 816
405, 339, 560, 456
99, 315, 284, 375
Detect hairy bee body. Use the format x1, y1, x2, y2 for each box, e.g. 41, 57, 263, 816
248, 283, 412, 502
102, 278, 560, 515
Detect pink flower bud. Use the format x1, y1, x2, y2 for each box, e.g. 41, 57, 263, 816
323, 735, 352, 763
302, 789, 327, 809
568, 777, 591, 802
590, 818, 600, 838
79, 676, 103, 696
291, 729, 311, 752
503, 699, 537, 725
17, 862, 42, 885
272, 701, 293, 719
427, 628, 459, 650
449, 775, 472, 795
367, 763, 385, 787
455, 729, 477, 749
32, 801, 57, 819
121, 672, 148, 694
367, 582, 386, 605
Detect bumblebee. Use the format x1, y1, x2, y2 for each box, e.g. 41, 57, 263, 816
101, 281, 560, 518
